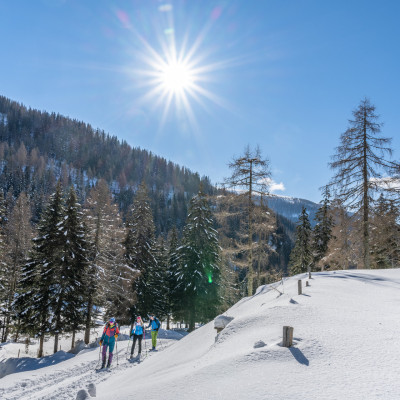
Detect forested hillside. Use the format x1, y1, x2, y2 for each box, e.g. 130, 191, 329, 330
0, 95, 213, 234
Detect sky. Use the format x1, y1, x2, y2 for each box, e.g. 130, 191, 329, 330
1, 0, 399, 202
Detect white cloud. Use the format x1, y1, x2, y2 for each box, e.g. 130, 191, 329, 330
258, 178, 286, 193
270, 180, 286, 192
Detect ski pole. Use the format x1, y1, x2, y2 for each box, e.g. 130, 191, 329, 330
126, 336, 132, 359
116, 339, 119, 366
157, 335, 164, 350
98, 343, 102, 368
143, 330, 148, 359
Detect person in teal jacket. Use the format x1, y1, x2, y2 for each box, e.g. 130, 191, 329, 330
99, 317, 120, 368
147, 314, 161, 350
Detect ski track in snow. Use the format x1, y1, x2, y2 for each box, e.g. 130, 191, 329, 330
0, 340, 173, 400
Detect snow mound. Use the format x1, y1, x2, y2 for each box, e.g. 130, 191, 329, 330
214, 315, 234, 330
156, 329, 186, 340
68, 340, 86, 355
253, 340, 266, 348
0, 350, 74, 379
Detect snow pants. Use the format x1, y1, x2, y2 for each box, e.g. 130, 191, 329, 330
102, 341, 115, 364
151, 330, 158, 348
131, 334, 143, 355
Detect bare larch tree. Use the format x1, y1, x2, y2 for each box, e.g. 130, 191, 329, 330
224, 145, 271, 295
329, 98, 397, 269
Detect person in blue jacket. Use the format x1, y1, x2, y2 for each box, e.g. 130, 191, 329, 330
130, 316, 144, 359
147, 314, 161, 350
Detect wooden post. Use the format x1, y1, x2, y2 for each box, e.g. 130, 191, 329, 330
309, 271, 311, 279
298, 280, 302, 295
306, 281, 310, 287
18, 349, 20, 358
282, 326, 294, 347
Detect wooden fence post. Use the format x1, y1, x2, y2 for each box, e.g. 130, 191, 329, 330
282, 326, 294, 347
298, 280, 302, 295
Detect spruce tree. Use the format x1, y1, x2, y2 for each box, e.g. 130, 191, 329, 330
14, 182, 64, 357
124, 183, 158, 320
166, 227, 179, 329
312, 188, 333, 270
53, 187, 88, 351
153, 237, 169, 319
370, 195, 400, 269
289, 207, 312, 275
175, 189, 221, 331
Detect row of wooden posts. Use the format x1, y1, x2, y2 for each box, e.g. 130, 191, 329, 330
283, 272, 312, 347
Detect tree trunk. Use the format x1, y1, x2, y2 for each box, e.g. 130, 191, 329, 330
38, 335, 44, 358
362, 113, 370, 269
84, 296, 93, 345
167, 314, 170, 330
54, 333, 59, 354
71, 330, 76, 350
188, 303, 196, 332
1, 317, 6, 342
248, 160, 254, 296
14, 318, 21, 342
188, 312, 195, 332
3, 315, 10, 343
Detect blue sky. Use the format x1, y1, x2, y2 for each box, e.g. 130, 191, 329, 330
1, 0, 399, 202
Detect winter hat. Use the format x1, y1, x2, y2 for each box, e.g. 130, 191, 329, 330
109, 317, 116, 324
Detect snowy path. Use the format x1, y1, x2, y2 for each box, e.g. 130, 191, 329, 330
0, 338, 175, 400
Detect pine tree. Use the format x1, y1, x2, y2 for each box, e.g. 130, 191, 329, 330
175, 189, 221, 331
329, 98, 398, 269
124, 183, 158, 320
312, 188, 333, 270
289, 207, 312, 275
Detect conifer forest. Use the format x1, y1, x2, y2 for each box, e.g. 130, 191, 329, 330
0, 95, 399, 355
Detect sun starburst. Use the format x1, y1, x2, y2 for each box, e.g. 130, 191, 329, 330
121, 4, 231, 131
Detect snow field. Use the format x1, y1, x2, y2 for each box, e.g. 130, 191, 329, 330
96, 270, 400, 400
0, 328, 183, 399
1, 270, 400, 399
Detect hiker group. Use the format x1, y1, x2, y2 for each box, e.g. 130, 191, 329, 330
99, 314, 161, 369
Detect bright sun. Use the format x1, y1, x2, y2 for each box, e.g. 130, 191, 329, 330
160, 61, 194, 94
124, 4, 230, 129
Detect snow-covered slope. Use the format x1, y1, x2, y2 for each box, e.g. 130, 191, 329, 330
2, 270, 400, 399
97, 270, 400, 400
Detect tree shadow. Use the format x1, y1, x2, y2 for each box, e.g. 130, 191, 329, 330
289, 347, 309, 366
